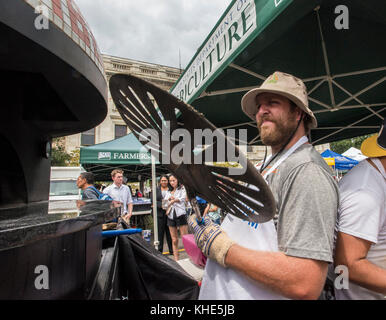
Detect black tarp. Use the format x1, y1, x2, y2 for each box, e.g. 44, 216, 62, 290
117, 234, 199, 300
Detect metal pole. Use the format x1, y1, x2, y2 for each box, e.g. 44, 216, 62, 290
151, 154, 159, 250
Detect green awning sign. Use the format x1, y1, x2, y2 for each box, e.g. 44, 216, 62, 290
80, 133, 154, 165
99, 152, 151, 161
171, 0, 292, 104
170, 0, 386, 145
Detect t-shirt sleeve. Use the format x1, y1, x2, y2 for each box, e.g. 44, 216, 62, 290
277, 162, 339, 263
337, 187, 382, 244
82, 188, 99, 200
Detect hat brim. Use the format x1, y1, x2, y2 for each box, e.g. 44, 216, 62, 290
241, 87, 317, 128
361, 134, 386, 157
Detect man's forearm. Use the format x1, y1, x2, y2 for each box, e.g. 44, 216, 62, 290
225, 244, 327, 300
127, 203, 133, 215
344, 259, 386, 294
335, 232, 386, 294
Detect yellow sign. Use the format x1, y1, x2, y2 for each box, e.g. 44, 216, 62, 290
324, 157, 335, 166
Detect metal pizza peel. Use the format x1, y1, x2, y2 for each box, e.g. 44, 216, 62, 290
109, 74, 276, 224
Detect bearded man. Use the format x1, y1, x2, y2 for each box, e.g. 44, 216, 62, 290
189, 71, 339, 300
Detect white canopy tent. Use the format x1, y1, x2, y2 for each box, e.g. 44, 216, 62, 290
342, 147, 367, 162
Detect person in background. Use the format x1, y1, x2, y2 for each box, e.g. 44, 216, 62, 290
164, 174, 188, 261
333, 119, 386, 300
185, 195, 192, 216
127, 184, 133, 197
204, 203, 221, 225
153, 175, 173, 255
135, 189, 143, 198
195, 196, 209, 217
76, 172, 98, 200
104, 169, 133, 225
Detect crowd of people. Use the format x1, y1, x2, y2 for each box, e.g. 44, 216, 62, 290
154, 174, 222, 261
76, 169, 133, 225
75, 167, 221, 262
75, 71, 385, 300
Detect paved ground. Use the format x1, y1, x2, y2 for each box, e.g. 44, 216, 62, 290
147, 231, 204, 281
148, 232, 189, 260
131, 215, 190, 260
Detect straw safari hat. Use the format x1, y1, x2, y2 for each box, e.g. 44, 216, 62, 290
361, 118, 386, 157
241, 71, 317, 128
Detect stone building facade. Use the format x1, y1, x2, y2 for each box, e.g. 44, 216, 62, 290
63, 54, 183, 152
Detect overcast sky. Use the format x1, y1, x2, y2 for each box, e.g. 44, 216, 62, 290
76, 0, 231, 69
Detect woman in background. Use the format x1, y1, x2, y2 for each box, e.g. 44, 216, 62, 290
164, 174, 188, 261
154, 175, 173, 256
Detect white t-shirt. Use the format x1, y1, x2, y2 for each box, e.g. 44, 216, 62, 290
334, 158, 386, 300
199, 214, 287, 300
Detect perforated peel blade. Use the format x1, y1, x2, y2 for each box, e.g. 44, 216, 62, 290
109, 74, 275, 223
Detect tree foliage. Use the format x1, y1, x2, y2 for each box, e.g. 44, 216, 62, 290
330, 134, 371, 155
51, 138, 71, 166
68, 149, 80, 166
51, 137, 80, 166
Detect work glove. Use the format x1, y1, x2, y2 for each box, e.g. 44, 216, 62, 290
188, 214, 235, 267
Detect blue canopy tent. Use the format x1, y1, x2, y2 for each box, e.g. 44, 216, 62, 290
321, 149, 359, 171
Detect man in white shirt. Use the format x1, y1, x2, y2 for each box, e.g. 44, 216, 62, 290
104, 169, 133, 224
333, 119, 386, 299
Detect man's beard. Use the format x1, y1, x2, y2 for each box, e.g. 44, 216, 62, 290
258, 112, 299, 149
